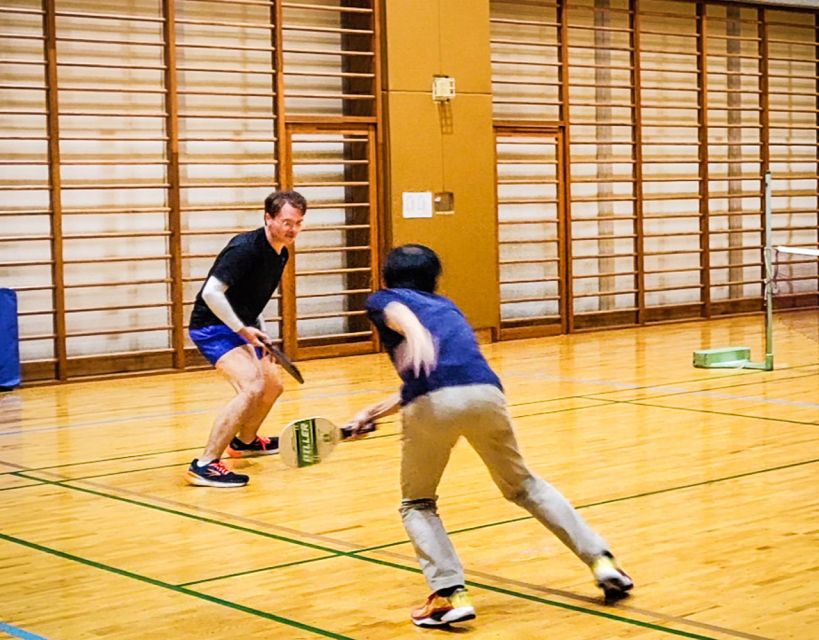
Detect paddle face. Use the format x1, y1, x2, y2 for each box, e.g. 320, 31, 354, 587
279, 417, 377, 468
279, 417, 341, 468
259, 338, 304, 384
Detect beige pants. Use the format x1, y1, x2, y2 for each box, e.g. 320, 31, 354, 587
400, 384, 608, 592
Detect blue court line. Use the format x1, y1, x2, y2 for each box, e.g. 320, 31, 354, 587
0, 622, 48, 640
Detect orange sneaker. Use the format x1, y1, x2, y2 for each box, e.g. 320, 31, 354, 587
592, 552, 634, 603
410, 588, 475, 627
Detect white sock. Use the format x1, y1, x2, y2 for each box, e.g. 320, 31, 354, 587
196, 458, 215, 468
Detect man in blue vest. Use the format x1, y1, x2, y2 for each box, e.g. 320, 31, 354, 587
346, 244, 633, 627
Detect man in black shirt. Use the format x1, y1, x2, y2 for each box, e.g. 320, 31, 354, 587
187, 190, 307, 487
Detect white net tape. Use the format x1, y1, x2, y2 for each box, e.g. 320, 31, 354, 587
773, 246, 819, 297
776, 246, 819, 258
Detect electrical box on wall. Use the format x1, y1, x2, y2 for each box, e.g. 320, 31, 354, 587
432, 75, 455, 102
434, 191, 454, 214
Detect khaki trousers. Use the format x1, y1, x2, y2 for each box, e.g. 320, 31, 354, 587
400, 384, 608, 591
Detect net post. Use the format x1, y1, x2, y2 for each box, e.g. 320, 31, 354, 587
696, 173, 776, 371
762, 171, 774, 370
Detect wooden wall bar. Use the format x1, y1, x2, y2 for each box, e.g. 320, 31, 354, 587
0, 0, 381, 382
1, 0, 817, 382
490, 0, 818, 335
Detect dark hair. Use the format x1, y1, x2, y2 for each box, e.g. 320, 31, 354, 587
383, 244, 441, 293
264, 190, 308, 217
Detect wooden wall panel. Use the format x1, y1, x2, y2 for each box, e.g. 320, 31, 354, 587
382, 0, 498, 331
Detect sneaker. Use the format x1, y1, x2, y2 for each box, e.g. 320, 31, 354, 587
186, 459, 249, 488
226, 435, 279, 458
411, 588, 476, 627
592, 552, 634, 603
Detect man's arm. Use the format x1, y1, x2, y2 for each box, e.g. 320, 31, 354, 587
342, 301, 435, 438
345, 392, 401, 438
201, 276, 268, 348
383, 301, 437, 377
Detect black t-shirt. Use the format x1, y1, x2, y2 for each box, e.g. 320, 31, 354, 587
189, 227, 289, 330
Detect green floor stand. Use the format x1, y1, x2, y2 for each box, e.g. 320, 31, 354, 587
693, 347, 751, 369
693, 172, 775, 372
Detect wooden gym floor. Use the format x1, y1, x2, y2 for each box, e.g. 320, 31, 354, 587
1, 312, 817, 639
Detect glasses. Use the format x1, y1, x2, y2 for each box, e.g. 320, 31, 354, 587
269, 217, 303, 231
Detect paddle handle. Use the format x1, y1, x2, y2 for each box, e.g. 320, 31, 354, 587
340, 422, 377, 440
259, 337, 304, 384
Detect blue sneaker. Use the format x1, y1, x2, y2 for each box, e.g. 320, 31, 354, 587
186, 459, 249, 488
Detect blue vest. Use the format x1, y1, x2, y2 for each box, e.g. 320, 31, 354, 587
366, 288, 502, 405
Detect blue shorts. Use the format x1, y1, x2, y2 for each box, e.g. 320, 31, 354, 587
189, 324, 263, 366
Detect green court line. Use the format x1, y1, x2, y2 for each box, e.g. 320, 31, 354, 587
507, 360, 819, 409
512, 399, 618, 420
578, 456, 819, 507
3, 402, 610, 484
586, 363, 818, 398
6, 468, 771, 639
331, 551, 719, 640
466, 581, 718, 640
0, 460, 187, 482
178, 554, 338, 587
3, 358, 814, 636
507, 369, 755, 408
620, 399, 818, 426
0, 365, 775, 477
0, 532, 352, 640
5, 361, 814, 478
66, 462, 189, 482
0, 432, 398, 478
8, 403, 615, 485
44, 462, 190, 482
0, 446, 200, 476
353, 456, 819, 554
10, 434, 402, 484
12, 471, 349, 557
14, 441, 817, 566
0, 481, 44, 492
7, 388, 811, 488
0, 529, 717, 639
586, 369, 819, 405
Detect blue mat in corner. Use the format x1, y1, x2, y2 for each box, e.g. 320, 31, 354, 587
0, 288, 21, 389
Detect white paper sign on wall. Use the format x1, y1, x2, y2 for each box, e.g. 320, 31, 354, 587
402, 192, 433, 218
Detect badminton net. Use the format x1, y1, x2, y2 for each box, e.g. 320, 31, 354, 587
772, 245, 819, 352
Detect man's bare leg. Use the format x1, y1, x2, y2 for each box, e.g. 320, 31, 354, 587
199, 345, 282, 462
235, 353, 282, 443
